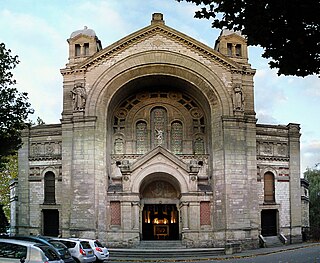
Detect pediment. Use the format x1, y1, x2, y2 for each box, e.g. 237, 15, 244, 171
74, 22, 240, 71
130, 146, 188, 173
222, 33, 247, 44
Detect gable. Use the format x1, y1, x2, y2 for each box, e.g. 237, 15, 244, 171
71, 22, 241, 73
130, 146, 189, 173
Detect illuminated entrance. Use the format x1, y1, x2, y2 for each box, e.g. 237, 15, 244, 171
142, 204, 179, 240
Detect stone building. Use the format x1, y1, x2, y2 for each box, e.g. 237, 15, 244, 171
12, 13, 308, 249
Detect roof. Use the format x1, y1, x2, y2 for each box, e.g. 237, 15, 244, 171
70, 26, 96, 38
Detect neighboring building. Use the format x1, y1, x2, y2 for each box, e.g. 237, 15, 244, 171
11, 13, 308, 249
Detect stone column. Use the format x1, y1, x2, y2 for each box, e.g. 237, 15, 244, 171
132, 202, 140, 230
180, 202, 189, 230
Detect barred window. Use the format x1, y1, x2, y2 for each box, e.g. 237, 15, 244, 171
171, 121, 183, 154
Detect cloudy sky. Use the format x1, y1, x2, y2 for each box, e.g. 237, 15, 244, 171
1, 0, 319, 174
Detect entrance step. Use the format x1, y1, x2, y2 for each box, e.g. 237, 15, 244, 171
263, 236, 284, 247
138, 240, 186, 248
108, 241, 225, 261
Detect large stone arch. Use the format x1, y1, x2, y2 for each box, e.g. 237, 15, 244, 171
86, 50, 232, 120
131, 163, 190, 194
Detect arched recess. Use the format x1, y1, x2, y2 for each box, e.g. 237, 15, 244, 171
131, 163, 189, 194
86, 50, 232, 120
139, 172, 181, 240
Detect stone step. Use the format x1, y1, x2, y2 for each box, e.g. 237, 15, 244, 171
108, 244, 225, 260
263, 236, 284, 248
138, 240, 186, 248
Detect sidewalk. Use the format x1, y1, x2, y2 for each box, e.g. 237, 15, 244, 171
109, 242, 320, 262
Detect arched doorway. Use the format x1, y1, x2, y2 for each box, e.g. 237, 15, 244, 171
140, 178, 180, 240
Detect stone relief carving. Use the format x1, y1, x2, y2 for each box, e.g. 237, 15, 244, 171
71, 84, 86, 111
30, 142, 61, 157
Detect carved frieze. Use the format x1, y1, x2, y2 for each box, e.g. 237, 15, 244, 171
257, 141, 288, 158
29, 141, 62, 160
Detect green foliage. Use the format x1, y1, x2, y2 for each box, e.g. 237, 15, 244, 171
0, 154, 18, 224
304, 164, 320, 240
177, 0, 320, 77
0, 43, 34, 167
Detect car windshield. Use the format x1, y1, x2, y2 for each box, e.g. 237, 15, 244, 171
49, 241, 67, 249
58, 240, 76, 249
94, 240, 104, 247
80, 241, 91, 249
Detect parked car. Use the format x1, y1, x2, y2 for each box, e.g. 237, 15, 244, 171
51, 238, 95, 263
2, 235, 74, 263
79, 239, 109, 262
36, 236, 76, 263
0, 238, 63, 263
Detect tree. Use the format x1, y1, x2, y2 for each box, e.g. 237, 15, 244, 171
177, 0, 320, 77
304, 165, 320, 240
0, 154, 17, 229
0, 43, 34, 167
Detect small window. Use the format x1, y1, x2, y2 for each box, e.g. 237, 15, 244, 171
110, 201, 121, 225
235, 44, 242, 56
84, 43, 89, 56
227, 43, 232, 56
75, 44, 81, 56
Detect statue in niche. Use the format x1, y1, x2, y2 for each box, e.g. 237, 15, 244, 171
71, 84, 86, 111
233, 84, 244, 111
155, 129, 163, 145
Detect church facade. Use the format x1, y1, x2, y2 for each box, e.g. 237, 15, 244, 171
11, 13, 308, 249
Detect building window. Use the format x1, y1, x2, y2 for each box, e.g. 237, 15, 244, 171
264, 172, 275, 203
171, 121, 183, 154
227, 43, 232, 56
151, 107, 167, 148
75, 44, 81, 57
110, 201, 121, 225
235, 44, 242, 56
44, 172, 55, 204
114, 137, 124, 154
84, 43, 89, 56
200, 201, 211, 225
136, 121, 148, 154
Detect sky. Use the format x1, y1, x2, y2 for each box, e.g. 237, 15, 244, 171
0, 0, 319, 174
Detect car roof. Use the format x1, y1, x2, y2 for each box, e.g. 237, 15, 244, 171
0, 238, 42, 246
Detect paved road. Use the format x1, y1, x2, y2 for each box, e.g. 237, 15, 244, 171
110, 243, 320, 263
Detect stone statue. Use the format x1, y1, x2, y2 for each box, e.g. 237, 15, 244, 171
155, 128, 163, 145
233, 84, 244, 111
71, 84, 86, 111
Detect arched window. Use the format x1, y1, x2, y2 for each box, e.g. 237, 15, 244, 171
136, 121, 148, 154
171, 121, 183, 154
151, 107, 167, 148
194, 135, 205, 154
44, 172, 55, 204
114, 137, 124, 154
264, 172, 275, 203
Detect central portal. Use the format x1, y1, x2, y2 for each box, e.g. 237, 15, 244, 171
142, 204, 179, 240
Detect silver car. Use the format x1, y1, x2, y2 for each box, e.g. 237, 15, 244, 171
0, 238, 64, 263
79, 239, 109, 262
52, 238, 95, 263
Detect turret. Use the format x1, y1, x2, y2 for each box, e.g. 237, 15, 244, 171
67, 26, 102, 66
214, 29, 248, 64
